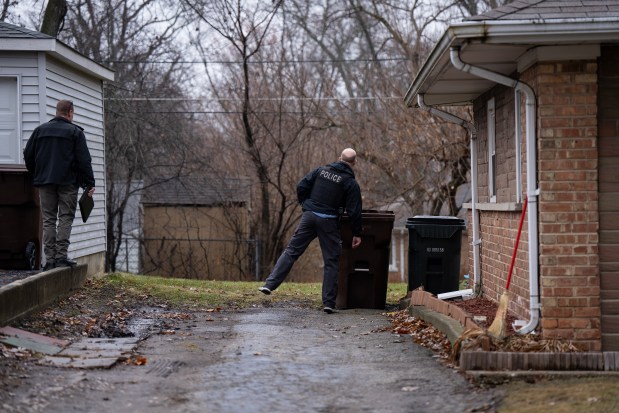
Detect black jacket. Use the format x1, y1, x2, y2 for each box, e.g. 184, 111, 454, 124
297, 161, 362, 236
23, 117, 95, 189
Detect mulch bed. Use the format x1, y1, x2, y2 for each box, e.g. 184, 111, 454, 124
450, 296, 519, 335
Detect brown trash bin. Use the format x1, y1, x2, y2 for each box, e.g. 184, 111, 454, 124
337, 210, 394, 310
0, 166, 41, 270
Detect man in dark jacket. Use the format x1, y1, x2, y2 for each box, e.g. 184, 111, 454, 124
259, 148, 362, 313
23, 100, 95, 270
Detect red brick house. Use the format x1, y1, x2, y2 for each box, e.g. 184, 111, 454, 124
405, 0, 619, 351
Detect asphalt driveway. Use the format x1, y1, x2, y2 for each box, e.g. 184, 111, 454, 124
3, 307, 500, 413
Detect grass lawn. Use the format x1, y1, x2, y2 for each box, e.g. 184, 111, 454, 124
106, 272, 408, 310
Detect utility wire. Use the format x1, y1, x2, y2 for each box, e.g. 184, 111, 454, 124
104, 96, 404, 101
104, 57, 409, 65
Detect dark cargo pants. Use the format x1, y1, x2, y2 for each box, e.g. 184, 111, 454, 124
264, 211, 342, 308
39, 184, 79, 266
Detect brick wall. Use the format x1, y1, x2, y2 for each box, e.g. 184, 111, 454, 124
472, 86, 531, 322
531, 60, 601, 351
468, 58, 602, 351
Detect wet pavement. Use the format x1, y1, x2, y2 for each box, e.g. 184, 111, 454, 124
2, 307, 501, 412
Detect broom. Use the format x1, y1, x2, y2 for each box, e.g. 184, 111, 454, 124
487, 196, 528, 339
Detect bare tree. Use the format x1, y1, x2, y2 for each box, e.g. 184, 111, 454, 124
39, 0, 66, 36
456, 0, 514, 17
182, 0, 316, 275
0, 0, 18, 21
58, 0, 203, 272
279, 1, 465, 217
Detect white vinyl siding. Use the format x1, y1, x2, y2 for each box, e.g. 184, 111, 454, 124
44, 57, 107, 258
0, 27, 112, 272
0, 52, 41, 159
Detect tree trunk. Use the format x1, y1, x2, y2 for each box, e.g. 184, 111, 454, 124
40, 0, 67, 37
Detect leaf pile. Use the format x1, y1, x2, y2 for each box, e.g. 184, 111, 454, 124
84, 310, 134, 338
385, 310, 452, 360
450, 327, 582, 363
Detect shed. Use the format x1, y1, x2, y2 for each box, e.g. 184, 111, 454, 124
141, 176, 253, 280
405, 0, 619, 351
0, 21, 114, 274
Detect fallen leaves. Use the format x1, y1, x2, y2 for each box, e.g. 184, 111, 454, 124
85, 310, 134, 338
0, 342, 33, 360
450, 327, 583, 364
385, 310, 452, 360
124, 355, 148, 365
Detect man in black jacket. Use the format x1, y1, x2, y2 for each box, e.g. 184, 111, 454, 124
259, 148, 363, 313
23, 100, 95, 270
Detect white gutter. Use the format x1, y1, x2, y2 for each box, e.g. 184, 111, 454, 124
405, 18, 619, 107
417, 94, 481, 294
449, 46, 540, 335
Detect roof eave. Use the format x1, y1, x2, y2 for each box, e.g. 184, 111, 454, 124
0, 37, 115, 81
404, 18, 619, 107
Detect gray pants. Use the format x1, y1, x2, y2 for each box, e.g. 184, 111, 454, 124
39, 184, 79, 265
264, 211, 342, 308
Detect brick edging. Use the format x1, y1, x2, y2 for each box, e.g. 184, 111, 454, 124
402, 289, 619, 372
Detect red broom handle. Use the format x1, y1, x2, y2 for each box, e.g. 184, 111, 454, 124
505, 197, 528, 290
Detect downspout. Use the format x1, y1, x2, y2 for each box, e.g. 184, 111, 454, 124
417, 95, 481, 294
515, 90, 523, 203
449, 46, 540, 335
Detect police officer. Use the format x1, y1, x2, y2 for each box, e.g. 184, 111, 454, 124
259, 148, 362, 313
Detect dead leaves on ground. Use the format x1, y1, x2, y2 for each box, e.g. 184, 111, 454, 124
385, 310, 583, 367
124, 355, 148, 366
385, 310, 452, 361
450, 327, 582, 364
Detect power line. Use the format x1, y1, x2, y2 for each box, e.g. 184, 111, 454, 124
104, 96, 404, 101
112, 109, 413, 115
104, 57, 409, 65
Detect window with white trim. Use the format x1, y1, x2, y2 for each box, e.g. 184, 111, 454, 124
0, 77, 19, 164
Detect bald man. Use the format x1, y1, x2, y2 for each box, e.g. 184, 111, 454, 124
259, 148, 363, 313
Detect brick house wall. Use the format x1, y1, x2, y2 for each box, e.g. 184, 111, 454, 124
533, 59, 601, 351
469, 55, 603, 351
472, 86, 531, 325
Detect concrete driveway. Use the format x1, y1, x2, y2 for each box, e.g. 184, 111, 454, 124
4, 307, 500, 413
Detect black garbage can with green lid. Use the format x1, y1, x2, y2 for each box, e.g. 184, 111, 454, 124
406, 215, 466, 296
337, 210, 394, 309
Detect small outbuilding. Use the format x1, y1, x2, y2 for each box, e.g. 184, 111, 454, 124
141, 176, 253, 280
0, 21, 114, 274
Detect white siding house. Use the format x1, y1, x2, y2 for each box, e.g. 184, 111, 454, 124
0, 22, 114, 275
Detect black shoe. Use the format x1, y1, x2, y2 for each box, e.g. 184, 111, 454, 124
258, 286, 272, 295
323, 307, 334, 314
56, 258, 77, 268
42, 261, 55, 271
